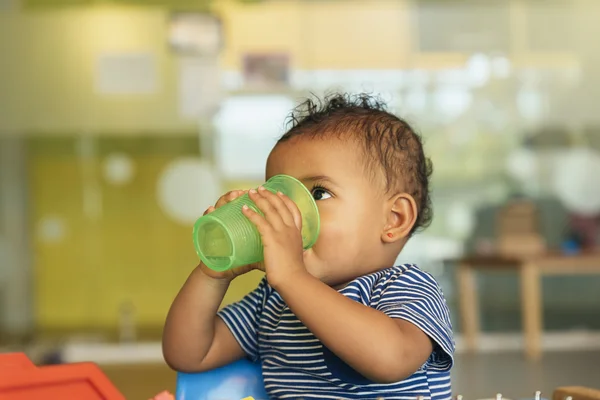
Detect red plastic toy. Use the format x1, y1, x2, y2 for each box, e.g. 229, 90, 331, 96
0, 352, 125, 400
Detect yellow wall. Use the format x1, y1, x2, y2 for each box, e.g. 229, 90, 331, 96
0, 6, 196, 134
213, 0, 584, 71
28, 136, 265, 331
0, 0, 418, 135
215, 0, 412, 70
0, 5, 251, 331
29, 137, 190, 329
0, 6, 203, 332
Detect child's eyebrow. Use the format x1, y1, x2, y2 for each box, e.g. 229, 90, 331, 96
301, 175, 336, 186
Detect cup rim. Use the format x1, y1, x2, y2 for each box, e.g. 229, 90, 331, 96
193, 216, 235, 271
265, 174, 321, 250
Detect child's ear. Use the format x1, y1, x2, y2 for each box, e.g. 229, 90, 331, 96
382, 193, 418, 243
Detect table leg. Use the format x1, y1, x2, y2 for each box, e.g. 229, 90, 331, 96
520, 262, 542, 361
457, 263, 480, 353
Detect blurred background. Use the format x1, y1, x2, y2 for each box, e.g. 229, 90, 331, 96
1, 0, 600, 398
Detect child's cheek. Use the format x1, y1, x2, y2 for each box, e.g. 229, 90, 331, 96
314, 217, 351, 255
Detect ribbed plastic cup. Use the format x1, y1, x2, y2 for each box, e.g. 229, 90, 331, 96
193, 174, 320, 272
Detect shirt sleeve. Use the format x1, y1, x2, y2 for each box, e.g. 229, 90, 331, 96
375, 267, 455, 371
217, 278, 269, 362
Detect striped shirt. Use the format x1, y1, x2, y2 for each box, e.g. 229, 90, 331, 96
218, 264, 454, 400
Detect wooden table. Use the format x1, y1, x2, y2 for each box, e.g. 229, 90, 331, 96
456, 252, 600, 361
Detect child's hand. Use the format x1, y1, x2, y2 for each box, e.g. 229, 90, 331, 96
199, 190, 264, 282
243, 186, 306, 287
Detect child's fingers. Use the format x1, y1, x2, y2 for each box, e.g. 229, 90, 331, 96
248, 188, 285, 229
242, 204, 273, 236
214, 191, 235, 208
257, 187, 296, 227
215, 190, 243, 208
203, 206, 216, 216
278, 192, 303, 231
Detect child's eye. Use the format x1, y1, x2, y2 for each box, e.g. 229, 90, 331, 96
311, 187, 332, 201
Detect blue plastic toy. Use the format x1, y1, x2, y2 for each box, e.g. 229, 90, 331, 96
175, 358, 268, 400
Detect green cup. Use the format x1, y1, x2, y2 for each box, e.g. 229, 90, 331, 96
193, 174, 320, 272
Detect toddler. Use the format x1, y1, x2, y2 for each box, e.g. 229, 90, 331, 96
163, 93, 454, 399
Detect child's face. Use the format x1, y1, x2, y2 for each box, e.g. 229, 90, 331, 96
266, 135, 395, 287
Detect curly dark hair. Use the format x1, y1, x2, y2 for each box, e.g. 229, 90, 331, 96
277, 93, 433, 235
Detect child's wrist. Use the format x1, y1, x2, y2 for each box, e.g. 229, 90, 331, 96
193, 264, 233, 287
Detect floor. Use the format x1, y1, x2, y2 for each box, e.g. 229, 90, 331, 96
98, 350, 600, 399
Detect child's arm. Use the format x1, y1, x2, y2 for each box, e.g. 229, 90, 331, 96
162, 265, 245, 372
163, 190, 259, 372
274, 273, 435, 383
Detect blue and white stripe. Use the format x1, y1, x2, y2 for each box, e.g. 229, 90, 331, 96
218, 264, 454, 400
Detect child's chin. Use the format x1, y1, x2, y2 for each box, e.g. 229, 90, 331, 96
304, 256, 353, 286
303, 265, 322, 280
314, 270, 351, 288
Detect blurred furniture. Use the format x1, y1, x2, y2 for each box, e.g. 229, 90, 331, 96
568, 214, 600, 250
175, 358, 267, 400
496, 200, 546, 257
554, 386, 600, 400
0, 352, 124, 399
457, 251, 600, 361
